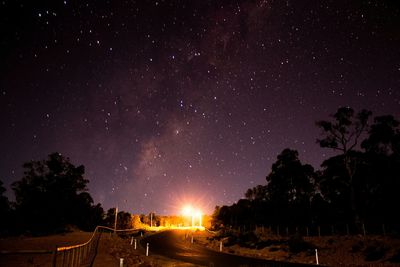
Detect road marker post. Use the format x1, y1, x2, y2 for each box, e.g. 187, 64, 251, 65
134, 239, 137, 250
130, 237, 133, 245
119, 258, 124, 267
146, 243, 149, 256
315, 249, 319, 265
219, 241, 222, 252
191, 235, 194, 244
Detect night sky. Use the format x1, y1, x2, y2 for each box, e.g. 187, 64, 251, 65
1, 0, 399, 215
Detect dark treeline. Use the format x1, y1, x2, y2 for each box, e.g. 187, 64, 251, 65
212, 107, 400, 232
0, 153, 106, 236
0, 152, 164, 236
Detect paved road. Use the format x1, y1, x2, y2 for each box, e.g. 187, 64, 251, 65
142, 230, 316, 267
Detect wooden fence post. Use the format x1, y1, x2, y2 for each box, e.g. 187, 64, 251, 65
52, 246, 57, 267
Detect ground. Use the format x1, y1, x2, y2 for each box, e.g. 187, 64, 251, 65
1, 230, 400, 266
192, 230, 400, 266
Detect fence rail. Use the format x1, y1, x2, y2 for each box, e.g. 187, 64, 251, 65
0, 226, 118, 267
231, 222, 399, 237
53, 225, 117, 267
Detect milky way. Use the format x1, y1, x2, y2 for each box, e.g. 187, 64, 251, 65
1, 0, 399, 214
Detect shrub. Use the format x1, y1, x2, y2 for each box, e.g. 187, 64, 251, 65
389, 250, 400, 263
288, 234, 315, 254
363, 241, 387, 261
351, 241, 364, 253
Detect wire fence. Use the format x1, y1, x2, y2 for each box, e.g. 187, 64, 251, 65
0, 226, 136, 267
53, 226, 111, 267
233, 222, 399, 237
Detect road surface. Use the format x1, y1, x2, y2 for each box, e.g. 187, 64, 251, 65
142, 230, 316, 267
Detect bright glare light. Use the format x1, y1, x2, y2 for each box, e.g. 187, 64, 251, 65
182, 205, 193, 216
194, 210, 202, 217
181, 204, 203, 228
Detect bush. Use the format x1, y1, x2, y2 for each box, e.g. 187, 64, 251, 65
351, 241, 364, 253
389, 250, 400, 263
363, 241, 387, 261
256, 238, 286, 250
288, 234, 315, 254
237, 231, 259, 248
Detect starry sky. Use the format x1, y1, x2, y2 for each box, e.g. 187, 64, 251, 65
1, 0, 399, 215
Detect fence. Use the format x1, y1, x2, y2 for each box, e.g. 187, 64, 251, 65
233, 222, 399, 237
0, 226, 119, 267
53, 226, 117, 267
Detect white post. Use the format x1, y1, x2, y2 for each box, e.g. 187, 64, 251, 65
315, 249, 319, 265
219, 241, 222, 252
146, 243, 149, 256
114, 207, 118, 233
119, 258, 124, 267
130, 237, 133, 245
134, 239, 137, 250
191, 235, 194, 244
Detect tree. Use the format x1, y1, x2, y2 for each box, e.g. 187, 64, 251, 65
245, 185, 267, 202
12, 153, 100, 234
266, 149, 315, 224
117, 211, 133, 229
317, 153, 364, 223
104, 208, 117, 228
0, 180, 11, 235
132, 214, 143, 229
316, 107, 371, 224
362, 115, 400, 155
361, 115, 400, 222
0, 180, 10, 214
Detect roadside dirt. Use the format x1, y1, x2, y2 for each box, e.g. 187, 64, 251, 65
2, 230, 400, 266
0, 231, 199, 267
0, 231, 92, 267
192, 230, 400, 266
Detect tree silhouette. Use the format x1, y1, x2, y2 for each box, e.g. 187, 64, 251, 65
266, 149, 315, 225
245, 185, 267, 202
12, 153, 102, 234
362, 115, 400, 155
316, 107, 371, 224
0, 180, 11, 235
210, 109, 400, 233
361, 115, 400, 223
317, 152, 364, 223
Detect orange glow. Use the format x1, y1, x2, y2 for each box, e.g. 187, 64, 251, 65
182, 205, 194, 216
181, 204, 203, 227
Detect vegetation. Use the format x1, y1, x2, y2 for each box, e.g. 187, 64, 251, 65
212, 107, 400, 232
2, 153, 104, 235
1, 107, 399, 238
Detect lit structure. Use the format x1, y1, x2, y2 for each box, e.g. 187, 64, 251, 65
181, 204, 203, 228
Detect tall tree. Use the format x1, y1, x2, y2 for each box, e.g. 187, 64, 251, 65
362, 115, 400, 155
316, 107, 371, 224
0, 180, 9, 213
361, 115, 400, 222
266, 149, 315, 224
245, 185, 267, 202
0, 180, 11, 235
12, 153, 98, 234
